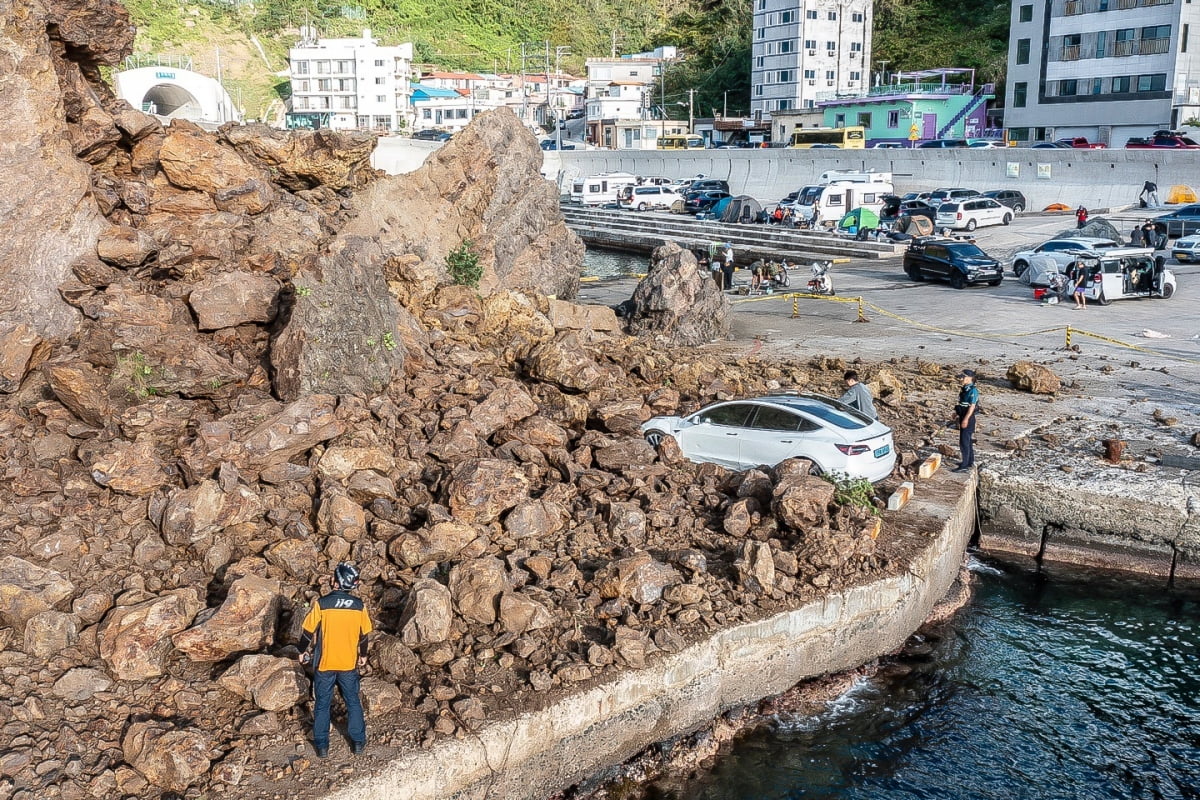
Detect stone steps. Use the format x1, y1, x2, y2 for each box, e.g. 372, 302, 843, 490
561, 205, 905, 264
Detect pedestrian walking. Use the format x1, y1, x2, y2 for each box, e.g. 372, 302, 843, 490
839, 370, 877, 419
721, 242, 735, 290
951, 370, 979, 472
299, 562, 373, 758
1141, 180, 1160, 208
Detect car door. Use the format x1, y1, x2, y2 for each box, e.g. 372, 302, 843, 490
923, 244, 951, 279
676, 403, 756, 468
738, 405, 821, 468
981, 199, 1005, 225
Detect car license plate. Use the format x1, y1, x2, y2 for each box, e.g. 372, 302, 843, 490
874, 445, 890, 458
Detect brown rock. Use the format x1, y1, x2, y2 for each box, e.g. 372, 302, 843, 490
264, 538, 323, 581
399, 579, 453, 647
96, 225, 156, 268
173, 575, 281, 661
187, 271, 280, 330
662, 583, 705, 606
218, 654, 307, 711
362, 677, 407, 717
390, 521, 487, 567
470, 379, 538, 436
122, 720, 211, 793
592, 438, 658, 471
317, 492, 366, 541
593, 398, 650, 435
548, 299, 621, 335
595, 552, 681, 605
43, 360, 112, 427
99, 589, 202, 680
608, 501, 647, 545
774, 474, 835, 530
161, 480, 263, 547
373, 634, 421, 678
498, 592, 554, 634
504, 498, 565, 540
52, 667, 112, 702
723, 497, 757, 537
88, 439, 172, 495
158, 127, 274, 214
317, 446, 395, 481
1006, 361, 1060, 394
0, 556, 75, 630
627, 242, 730, 345
24, 610, 79, 658
448, 557, 509, 625
446, 459, 530, 524
526, 332, 621, 392
221, 123, 376, 192
737, 541, 776, 593
0, 324, 50, 393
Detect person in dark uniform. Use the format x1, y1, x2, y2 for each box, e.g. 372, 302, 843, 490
299, 562, 373, 758
952, 369, 979, 472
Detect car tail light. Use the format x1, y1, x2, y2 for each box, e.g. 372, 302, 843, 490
836, 444, 870, 455
956, 212, 963, 220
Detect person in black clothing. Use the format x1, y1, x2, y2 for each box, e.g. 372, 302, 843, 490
1140, 180, 1160, 208
951, 370, 980, 472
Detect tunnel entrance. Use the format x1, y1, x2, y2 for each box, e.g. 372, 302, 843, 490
140, 83, 202, 120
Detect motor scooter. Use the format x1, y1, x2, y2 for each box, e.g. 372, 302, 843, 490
807, 261, 834, 295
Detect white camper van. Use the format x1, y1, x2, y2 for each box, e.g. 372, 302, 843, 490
792, 173, 894, 224
570, 172, 640, 206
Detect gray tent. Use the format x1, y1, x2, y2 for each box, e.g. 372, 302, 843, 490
1054, 217, 1122, 244
721, 195, 763, 224
1017, 254, 1064, 287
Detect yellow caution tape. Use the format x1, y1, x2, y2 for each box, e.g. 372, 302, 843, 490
1067, 327, 1200, 365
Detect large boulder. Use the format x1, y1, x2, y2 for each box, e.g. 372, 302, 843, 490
99, 589, 202, 680
445, 459, 530, 524
0, 557, 75, 631
161, 480, 264, 547
218, 654, 307, 711
157, 125, 275, 215
594, 552, 681, 605
448, 557, 509, 625
172, 575, 281, 662
220, 123, 377, 191
338, 108, 583, 305
122, 721, 211, 793
400, 579, 454, 647
1006, 361, 1060, 395
0, 0, 116, 341
626, 242, 730, 345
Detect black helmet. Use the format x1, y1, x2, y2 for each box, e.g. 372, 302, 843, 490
333, 562, 359, 590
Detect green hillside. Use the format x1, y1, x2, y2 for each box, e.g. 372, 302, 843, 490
121, 0, 1011, 123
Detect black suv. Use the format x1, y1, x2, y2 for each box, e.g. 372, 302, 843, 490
903, 237, 1003, 289
687, 178, 731, 193
982, 189, 1027, 213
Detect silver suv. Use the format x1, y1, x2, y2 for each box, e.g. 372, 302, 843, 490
929, 187, 981, 208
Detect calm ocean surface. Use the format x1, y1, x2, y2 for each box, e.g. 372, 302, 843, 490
651, 558, 1200, 800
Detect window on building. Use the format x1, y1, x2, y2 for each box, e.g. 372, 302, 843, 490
851, 42, 863, 52
828, 11, 837, 19
834, 113, 846, 127
1013, 81, 1027, 107
457, 109, 469, 118
758, 0, 765, 9
852, 12, 864, 21
780, 40, 794, 53
375, 77, 386, 85
805, 39, 817, 49
755, 84, 764, 96
1184, 23, 1190, 52
1116, 28, 1135, 41
781, 10, 795, 22
888, 109, 900, 127
422, 109, 432, 119
778, 70, 793, 82
340, 97, 357, 109
857, 112, 872, 127
1142, 25, 1170, 39
1138, 73, 1167, 91
316, 60, 330, 74
1059, 79, 1078, 96
376, 95, 386, 103
826, 70, 835, 79
757, 56, 765, 67
826, 41, 837, 50
1019, 4, 1033, 21
757, 27, 765, 38
338, 60, 354, 72
806, 9, 818, 18
804, 69, 816, 79
1112, 75, 1131, 92
850, 71, 862, 80
1092, 77, 1102, 94
318, 78, 331, 91
1096, 30, 1107, 57
1017, 38, 1031, 64
767, 42, 775, 54
778, 99, 792, 110
294, 61, 310, 75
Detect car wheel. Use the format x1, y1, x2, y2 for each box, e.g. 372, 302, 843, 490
637, 202, 647, 211
1013, 261, 1028, 277
1002, 213, 1013, 226
644, 430, 669, 447
1161, 283, 1175, 299
906, 265, 925, 281
950, 270, 967, 290
1097, 291, 1111, 306
965, 219, 977, 232
1013, 204, 1025, 213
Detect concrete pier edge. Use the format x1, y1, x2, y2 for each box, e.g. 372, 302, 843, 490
321, 473, 977, 800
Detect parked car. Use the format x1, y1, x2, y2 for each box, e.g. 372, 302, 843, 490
871, 142, 908, 149
566, 109, 585, 120
917, 139, 969, 149
968, 140, 1008, 148
640, 394, 897, 482
901, 191, 934, 203
620, 185, 678, 211
682, 190, 732, 214
1010, 236, 1124, 277
880, 195, 937, 222
688, 178, 731, 194
539, 139, 576, 150
412, 128, 452, 141
928, 188, 980, 208
1155, 204, 1200, 237
810, 143, 840, 149
903, 237, 1004, 289
981, 189, 1028, 213
1056, 137, 1107, 149
1171, 234, 1200, 262
1030, 141, 1073, 149
1125, 131, 1200, 149
936, 197, 1012, 231
1072, 248, 1176, 303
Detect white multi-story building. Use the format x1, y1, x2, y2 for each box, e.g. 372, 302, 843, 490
287, 29, 414, 131
584, 46, 678, 148
1004, 0, 1200, 144
750, 0, 873, 115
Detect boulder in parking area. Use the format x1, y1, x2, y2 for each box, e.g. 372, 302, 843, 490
1006, 361, 1060, 394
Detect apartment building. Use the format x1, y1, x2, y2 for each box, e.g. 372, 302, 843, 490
1004, 0, 1200, 144
584, 46, 678, 147
750, 0, 874, 115
287, 29, 414, 131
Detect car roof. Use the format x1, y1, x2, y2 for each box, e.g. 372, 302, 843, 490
748, 393, 877, 427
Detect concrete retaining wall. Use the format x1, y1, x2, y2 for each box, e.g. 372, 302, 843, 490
545, 149, 1200, 212
977, 466, 1200, 583
321, 475, 976, 800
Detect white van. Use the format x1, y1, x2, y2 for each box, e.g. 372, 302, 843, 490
792, 176, 894, 224
618, 185, 678, 211
570, 172, 639, 206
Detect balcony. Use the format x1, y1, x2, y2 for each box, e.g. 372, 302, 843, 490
1056, 0, 1173, 13
1139, 37, 1170, 55
1060, 44, 1081, 60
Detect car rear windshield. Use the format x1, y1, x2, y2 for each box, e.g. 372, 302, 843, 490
791, 401, 869, 430
939, 203, 960, 212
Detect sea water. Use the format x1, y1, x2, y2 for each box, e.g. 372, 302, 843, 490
653, 558, 1200, 800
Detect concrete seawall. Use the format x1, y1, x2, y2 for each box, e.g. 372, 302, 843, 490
977, 465, 1200, 583
321, 473, 976, 800
545, 148, 1200, 211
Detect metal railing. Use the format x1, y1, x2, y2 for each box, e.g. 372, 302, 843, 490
121, 53, 194, 72
1058, 0, 1172, 13
1060, 44, 1081, 60
1054, 36, 1170, 60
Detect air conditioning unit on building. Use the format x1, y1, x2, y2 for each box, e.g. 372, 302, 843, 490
850, 51, 858, 58
807, 80, 816, 85
808, 49, 817, 55
827, 80, 834, 86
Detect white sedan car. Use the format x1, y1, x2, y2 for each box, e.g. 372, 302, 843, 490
1171, 234, 1200, 262
1011, 236, 1124, 277
640, 394, 896, 483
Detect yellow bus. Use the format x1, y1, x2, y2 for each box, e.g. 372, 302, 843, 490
788, 126, 866, 149
658, 134, 705, 150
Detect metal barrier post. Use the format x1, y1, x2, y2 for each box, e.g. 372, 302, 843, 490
792, 294, 799, 319
1065, 325, 1072, 348
855, 297, 868, 323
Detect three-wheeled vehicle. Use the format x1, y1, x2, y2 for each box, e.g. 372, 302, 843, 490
1071, 247, 1177, 304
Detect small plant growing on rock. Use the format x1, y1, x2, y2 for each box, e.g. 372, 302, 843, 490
823, 472, 881, 516
446, 239, 482, 288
